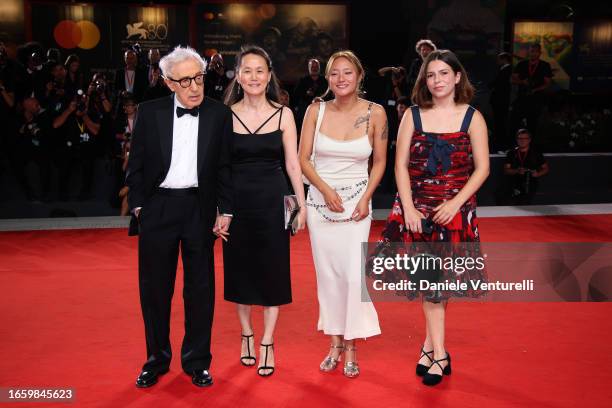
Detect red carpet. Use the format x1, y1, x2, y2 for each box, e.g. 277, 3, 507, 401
0, 215, 611, 408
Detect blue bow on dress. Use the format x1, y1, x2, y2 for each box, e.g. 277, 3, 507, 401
425, 134, 455, 175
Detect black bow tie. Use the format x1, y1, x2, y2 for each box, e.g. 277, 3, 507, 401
176, 106, 199, 118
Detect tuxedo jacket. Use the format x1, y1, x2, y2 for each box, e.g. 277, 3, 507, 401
126, 95, 233, 238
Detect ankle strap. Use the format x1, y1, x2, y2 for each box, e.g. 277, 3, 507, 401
345, 346, 357, 351
330, 344, 344, 349
420, 348, 434, 362
260, 343, 274, 347
431, 354, 449, 371
241, 333, 254, 338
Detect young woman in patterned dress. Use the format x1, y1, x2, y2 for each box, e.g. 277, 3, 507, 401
382, 49, 489, 386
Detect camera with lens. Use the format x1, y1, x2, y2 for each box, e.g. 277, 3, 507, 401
75, 89, 87, 112
31, 51, 43, 67
94, 79, 106, 93
27, 122, 41, 137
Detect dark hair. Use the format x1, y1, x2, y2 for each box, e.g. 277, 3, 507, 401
516, 128, 531, 138
64, 54, 79, 68
223, 45, 281, 107
411, 49, 474, 109
397, 96, 410, 107
529, 43, 542, 51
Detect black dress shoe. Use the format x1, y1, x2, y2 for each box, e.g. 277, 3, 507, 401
423, 352, 451, 386
135, 368, 168, 388
416, 348, 434, 376
191, 369, 213, 387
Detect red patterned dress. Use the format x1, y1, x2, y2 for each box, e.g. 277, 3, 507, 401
378, 105, 487, 301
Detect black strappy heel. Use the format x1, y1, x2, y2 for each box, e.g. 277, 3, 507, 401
416, 348, 434, 376
240, 333, 256, 366
422, 352, 451, 386
257, 343, 275, 377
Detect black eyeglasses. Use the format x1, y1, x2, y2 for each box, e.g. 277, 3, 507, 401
164, 73, 205, 88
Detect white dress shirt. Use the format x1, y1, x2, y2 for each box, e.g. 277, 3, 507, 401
125, 70, 136, 93
159, 95, 199, 188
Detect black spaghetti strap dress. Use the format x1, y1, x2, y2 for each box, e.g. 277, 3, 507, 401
223, 107, 292, 306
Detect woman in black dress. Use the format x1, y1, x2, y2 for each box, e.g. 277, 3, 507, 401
222, 45, 306, 376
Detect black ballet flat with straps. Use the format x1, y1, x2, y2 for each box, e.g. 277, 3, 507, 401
257, 343, 275, 377
240, 333, 256, 366
416, 348, 434, 376
422, 352, 451, 386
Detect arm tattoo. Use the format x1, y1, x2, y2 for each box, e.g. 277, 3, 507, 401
354, 115, 368, 128
380, 119, 388, 140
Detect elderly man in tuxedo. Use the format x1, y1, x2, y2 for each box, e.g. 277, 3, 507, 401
127, 45, 233, 388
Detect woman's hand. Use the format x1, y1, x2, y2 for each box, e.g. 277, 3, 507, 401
295, 207, 307, 232
322, 186, 344, 213
432, 199, 461, 225
213, 215, 232, 242
404, 206, 425, 233
351, 198, 369, 222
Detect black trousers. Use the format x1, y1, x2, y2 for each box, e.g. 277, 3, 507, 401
138, 188, 215, 373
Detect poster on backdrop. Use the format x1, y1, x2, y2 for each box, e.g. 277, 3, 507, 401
512, 21, 573, 91
195, 3, 348, 83
110, 6, 189, 68
30, 3, 189, 78
30, 3, 112, 76
572, 20, 612, 92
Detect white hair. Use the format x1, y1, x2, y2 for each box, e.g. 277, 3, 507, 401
159, 45, 207, 78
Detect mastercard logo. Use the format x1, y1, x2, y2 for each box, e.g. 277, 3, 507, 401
53, 20, 101, 50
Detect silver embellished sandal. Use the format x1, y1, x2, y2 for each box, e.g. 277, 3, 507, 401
343, 345, 360, 378
319, 344, 345, 372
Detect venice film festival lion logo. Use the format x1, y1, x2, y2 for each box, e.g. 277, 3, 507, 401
126, 22, 168, 40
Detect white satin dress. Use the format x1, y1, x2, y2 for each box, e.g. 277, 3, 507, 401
306, 102, 381, 340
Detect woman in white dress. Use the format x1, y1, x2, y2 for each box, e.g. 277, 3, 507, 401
299, 50, 388, 378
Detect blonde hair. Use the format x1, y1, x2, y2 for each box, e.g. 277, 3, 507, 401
323, 50, 365, 98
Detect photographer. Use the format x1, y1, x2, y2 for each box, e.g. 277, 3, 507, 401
43, 48, 61, 74
406, 39, 436, 93
41, 61, 67, 112
292, 58, 327, 130
142, 64, 170, 101
504, 128, 549, 205
511, 43, 552, 137
23, 49, 47, 101
87, 72, 112, 114
146, 48, 161, 86
64, 54, 84, 100
17, 97, 53, 201
87, 72, 114, 160
204, 52, 229, 101
114, 49, 147, 102
112, 92, 137, 213
377, 65, 410, 102
52, 89, 101, 200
